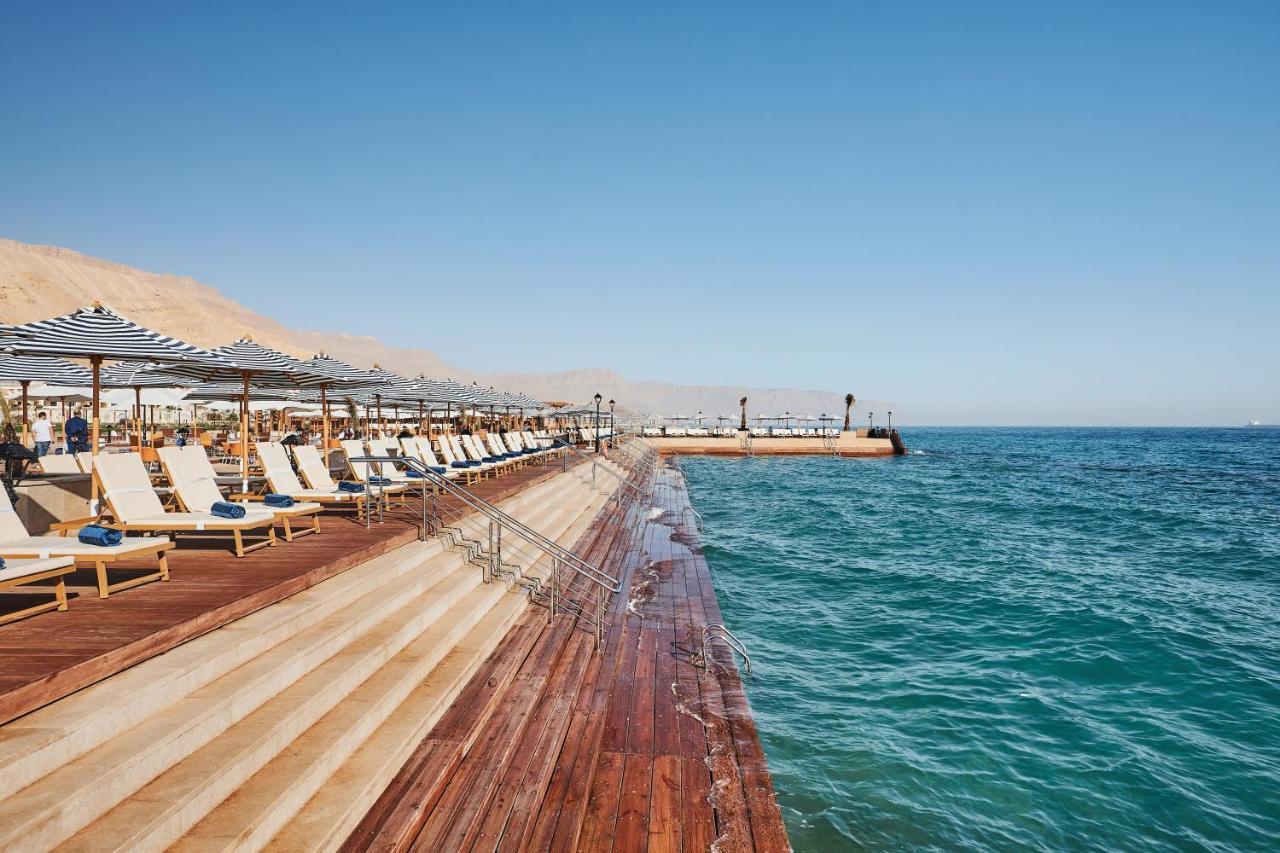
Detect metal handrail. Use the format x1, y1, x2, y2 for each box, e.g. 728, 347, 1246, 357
349, 454, 620, 595
701, 623, 752, 677
549, 438, 649, 501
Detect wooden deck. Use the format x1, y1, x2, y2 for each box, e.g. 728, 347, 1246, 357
0, 459, 569, 726
343, 452, 789, 852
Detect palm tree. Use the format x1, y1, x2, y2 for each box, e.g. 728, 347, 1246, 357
843, 393, 856, 432
739, 396, 748, 431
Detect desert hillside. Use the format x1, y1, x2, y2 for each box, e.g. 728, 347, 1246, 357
0, 238, 869, 417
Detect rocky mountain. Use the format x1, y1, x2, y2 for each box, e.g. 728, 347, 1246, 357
0, 237, 878, 418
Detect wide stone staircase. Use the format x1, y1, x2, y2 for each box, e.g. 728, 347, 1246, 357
0, 467, 618, 853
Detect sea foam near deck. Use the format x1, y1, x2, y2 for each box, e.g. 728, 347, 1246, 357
681, 428, 1280, 851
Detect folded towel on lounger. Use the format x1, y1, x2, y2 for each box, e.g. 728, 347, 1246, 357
405, 469, 424, 478
450, 461, 471, 469
211, 501, 247, 519
263, 493, 295, 508
338, 481, 365, 493
431, 466, 447, 474
367, 475, 393, 486
78, 525, 124, 547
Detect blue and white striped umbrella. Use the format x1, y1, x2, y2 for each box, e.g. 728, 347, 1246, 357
0, 354, 93, 385
3, 304, 233, 368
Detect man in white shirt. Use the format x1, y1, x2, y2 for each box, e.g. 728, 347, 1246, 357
32, 411, 54, 456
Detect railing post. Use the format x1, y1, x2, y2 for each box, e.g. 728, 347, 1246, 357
550, 556, 558, 620
487, 519, 496, 583
595, 585, 604, 650
364, 460, 372, 528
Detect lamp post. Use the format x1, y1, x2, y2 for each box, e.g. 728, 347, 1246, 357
609, 399, 616, 442
888, 411, 893, 432
593, 393, 602, 453
868, 412, 874, 432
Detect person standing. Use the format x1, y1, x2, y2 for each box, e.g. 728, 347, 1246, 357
65, 409, 89, 454
32, 411, 54, 456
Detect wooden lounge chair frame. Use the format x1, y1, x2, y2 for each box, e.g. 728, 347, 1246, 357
158, 445, 322, 544
0, 557, 77, 625
93, 452, 276, 558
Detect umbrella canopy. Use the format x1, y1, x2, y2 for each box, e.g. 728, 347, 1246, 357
100, 360, 192, 388
2, 305, 234, 509
0, 354, 93, 385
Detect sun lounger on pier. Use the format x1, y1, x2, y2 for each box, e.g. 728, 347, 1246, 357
93, 451, 276, 558
397, 437, 459, 481
434, 435, 484, 484
484, 432, 524, 465
365, 439, 433, 492
256, 442, 368, 516
0, 556, 77, 624
461, 434, 513, 472
159, 445, 322, 543
36, 454, 82, 475
337, 440, 412, 497
0, 487, 172, 598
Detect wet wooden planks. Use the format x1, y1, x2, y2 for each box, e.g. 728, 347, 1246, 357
344, 450, 789, 852
0, 460, 568, 725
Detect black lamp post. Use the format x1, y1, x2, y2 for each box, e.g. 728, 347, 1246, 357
888, 411, 893, 432
593, 393, 603, 453
868, 412, 874, 432
609, 399, 616, 440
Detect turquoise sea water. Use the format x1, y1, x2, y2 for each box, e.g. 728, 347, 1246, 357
679, 428, 1280, 852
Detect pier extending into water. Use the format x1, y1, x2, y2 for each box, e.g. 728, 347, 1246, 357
0, 442, 785, 851
648, 428, 906, 457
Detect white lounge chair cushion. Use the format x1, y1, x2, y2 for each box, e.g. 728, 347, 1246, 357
0, 556, 75, 584
0, 534, 170, 559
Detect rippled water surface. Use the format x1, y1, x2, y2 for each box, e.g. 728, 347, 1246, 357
679, 428, 1280, 852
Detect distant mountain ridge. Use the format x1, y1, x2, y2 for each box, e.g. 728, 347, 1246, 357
0, 237, 884, 418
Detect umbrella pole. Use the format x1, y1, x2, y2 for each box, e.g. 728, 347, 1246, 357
20, 381, 29, 446
376, 395, 383, 438
135, 386, 142, 448
241, 371, 251, 493
90, 357, 101, 515
321, 385, 330, 465
418, 400, 424, 435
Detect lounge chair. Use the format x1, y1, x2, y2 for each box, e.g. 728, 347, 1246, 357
0, 556, 77, 625
483, 432, 524, 467
447, 435, 497, 477
434, 435, 485, 484
159, 445, 322, 543
336, 439, 412, 496
257, 442, 369, 512
365, 439, 432, 493
398, 437, 459, 481
93, 451, 276, 558
36, 453, 82, 475
0, 487, 172, 598
461, 434, 512, 473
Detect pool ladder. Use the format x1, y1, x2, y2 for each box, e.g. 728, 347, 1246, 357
700, 623, 752, 678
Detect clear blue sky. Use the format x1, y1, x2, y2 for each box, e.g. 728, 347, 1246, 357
2, 2, 1277, 425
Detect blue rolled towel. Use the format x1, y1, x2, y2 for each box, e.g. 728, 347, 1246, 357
450, 461, 470, 469
264, 493, 295, 508
78, 525, 124, 547
338, 481, 365, 493
367, 475, 393, 486
211, 501, 247, 519
405, 469, 425, 478
431, 466, 447, 474
482, 456, 499, 464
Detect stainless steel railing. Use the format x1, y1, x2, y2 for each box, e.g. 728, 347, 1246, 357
349, 452, 621, 647
700, 623, 752, 677
548, 438, 650, 501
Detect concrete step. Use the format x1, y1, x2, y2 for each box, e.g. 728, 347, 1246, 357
0, 470, 577, 804
53, 563, 485, 853
0, 471, 585, 853
254, 487, 611, 851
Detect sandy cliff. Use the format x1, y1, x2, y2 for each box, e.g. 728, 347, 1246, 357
0, 238, 870, 417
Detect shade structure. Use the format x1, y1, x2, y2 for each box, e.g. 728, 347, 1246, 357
304, 353, 381, 460
100, 361, 192, 446
192, 340, 354, 490
0, 354, 94, 442
2, 305, 233, 510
